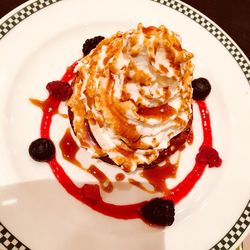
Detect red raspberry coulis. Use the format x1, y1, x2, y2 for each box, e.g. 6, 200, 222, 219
35, 61, 222, 222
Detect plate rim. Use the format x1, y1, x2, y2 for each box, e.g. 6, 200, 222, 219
0, 0, 249, 249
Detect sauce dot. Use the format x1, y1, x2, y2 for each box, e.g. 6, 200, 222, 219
115, 173, 125, 181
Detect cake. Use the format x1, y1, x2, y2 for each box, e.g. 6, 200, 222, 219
67, 23, 194, 172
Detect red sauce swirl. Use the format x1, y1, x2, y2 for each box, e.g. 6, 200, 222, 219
33, 61, 222, 222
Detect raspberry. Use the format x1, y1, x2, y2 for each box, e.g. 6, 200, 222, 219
192, 78, 211, 100
81, 184, 102, 204
140, 198, 175, 226
196, 146, 222, 167
29, 138, 55, 162
82, 36, 105, 56
46, 81, 73, 101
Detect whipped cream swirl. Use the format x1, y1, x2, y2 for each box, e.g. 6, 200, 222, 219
67, 24, 194, 172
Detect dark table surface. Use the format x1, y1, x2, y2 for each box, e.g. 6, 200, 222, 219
0, 0, 249, 60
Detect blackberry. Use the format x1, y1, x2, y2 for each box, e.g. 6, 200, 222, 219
140, 198, 175, 226
29, 138, 55, 162
192, 77, 211, 100
46, 81, 73, 101
82, 36, 105, 56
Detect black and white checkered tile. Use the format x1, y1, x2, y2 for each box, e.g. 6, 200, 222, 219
0, 0, 249, 249
0, 223, 29, 250
0, 0, 61, 40
210, 202, 250, 250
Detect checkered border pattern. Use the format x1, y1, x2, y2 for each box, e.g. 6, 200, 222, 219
0, 0, 249, 249
0, 0, 62, 40
152, 0, 250, 84
210, 201, 250, 250
0, 223, 30, 250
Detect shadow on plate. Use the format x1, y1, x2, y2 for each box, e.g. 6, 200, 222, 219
0, 179, 166, 250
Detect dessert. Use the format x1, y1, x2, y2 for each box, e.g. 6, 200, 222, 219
28, 24, 222, 227
67, 23, 194, 172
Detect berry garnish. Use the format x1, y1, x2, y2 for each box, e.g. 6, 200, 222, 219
192, 77, 211, 100
140, 198, 175, 226
196, 145, 222, 168
82, 36, 105, 56
81, 184, 102, 204
46, 81, 73, 101
29, 138, 55, 162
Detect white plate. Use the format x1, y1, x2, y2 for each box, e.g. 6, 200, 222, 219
0, 0, 250, 249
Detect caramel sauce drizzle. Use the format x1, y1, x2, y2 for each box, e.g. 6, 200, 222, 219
31, 95, 189, 196
128, 178, 155, 194
140, 159, 178, 195
115, 173, 125, 182
59, 128, 82, 168
59, 113, 68, 118
87, 165, 113, 193
137, 103, 176, 119
30, 98, 58, 116
59, 128, 113, 193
